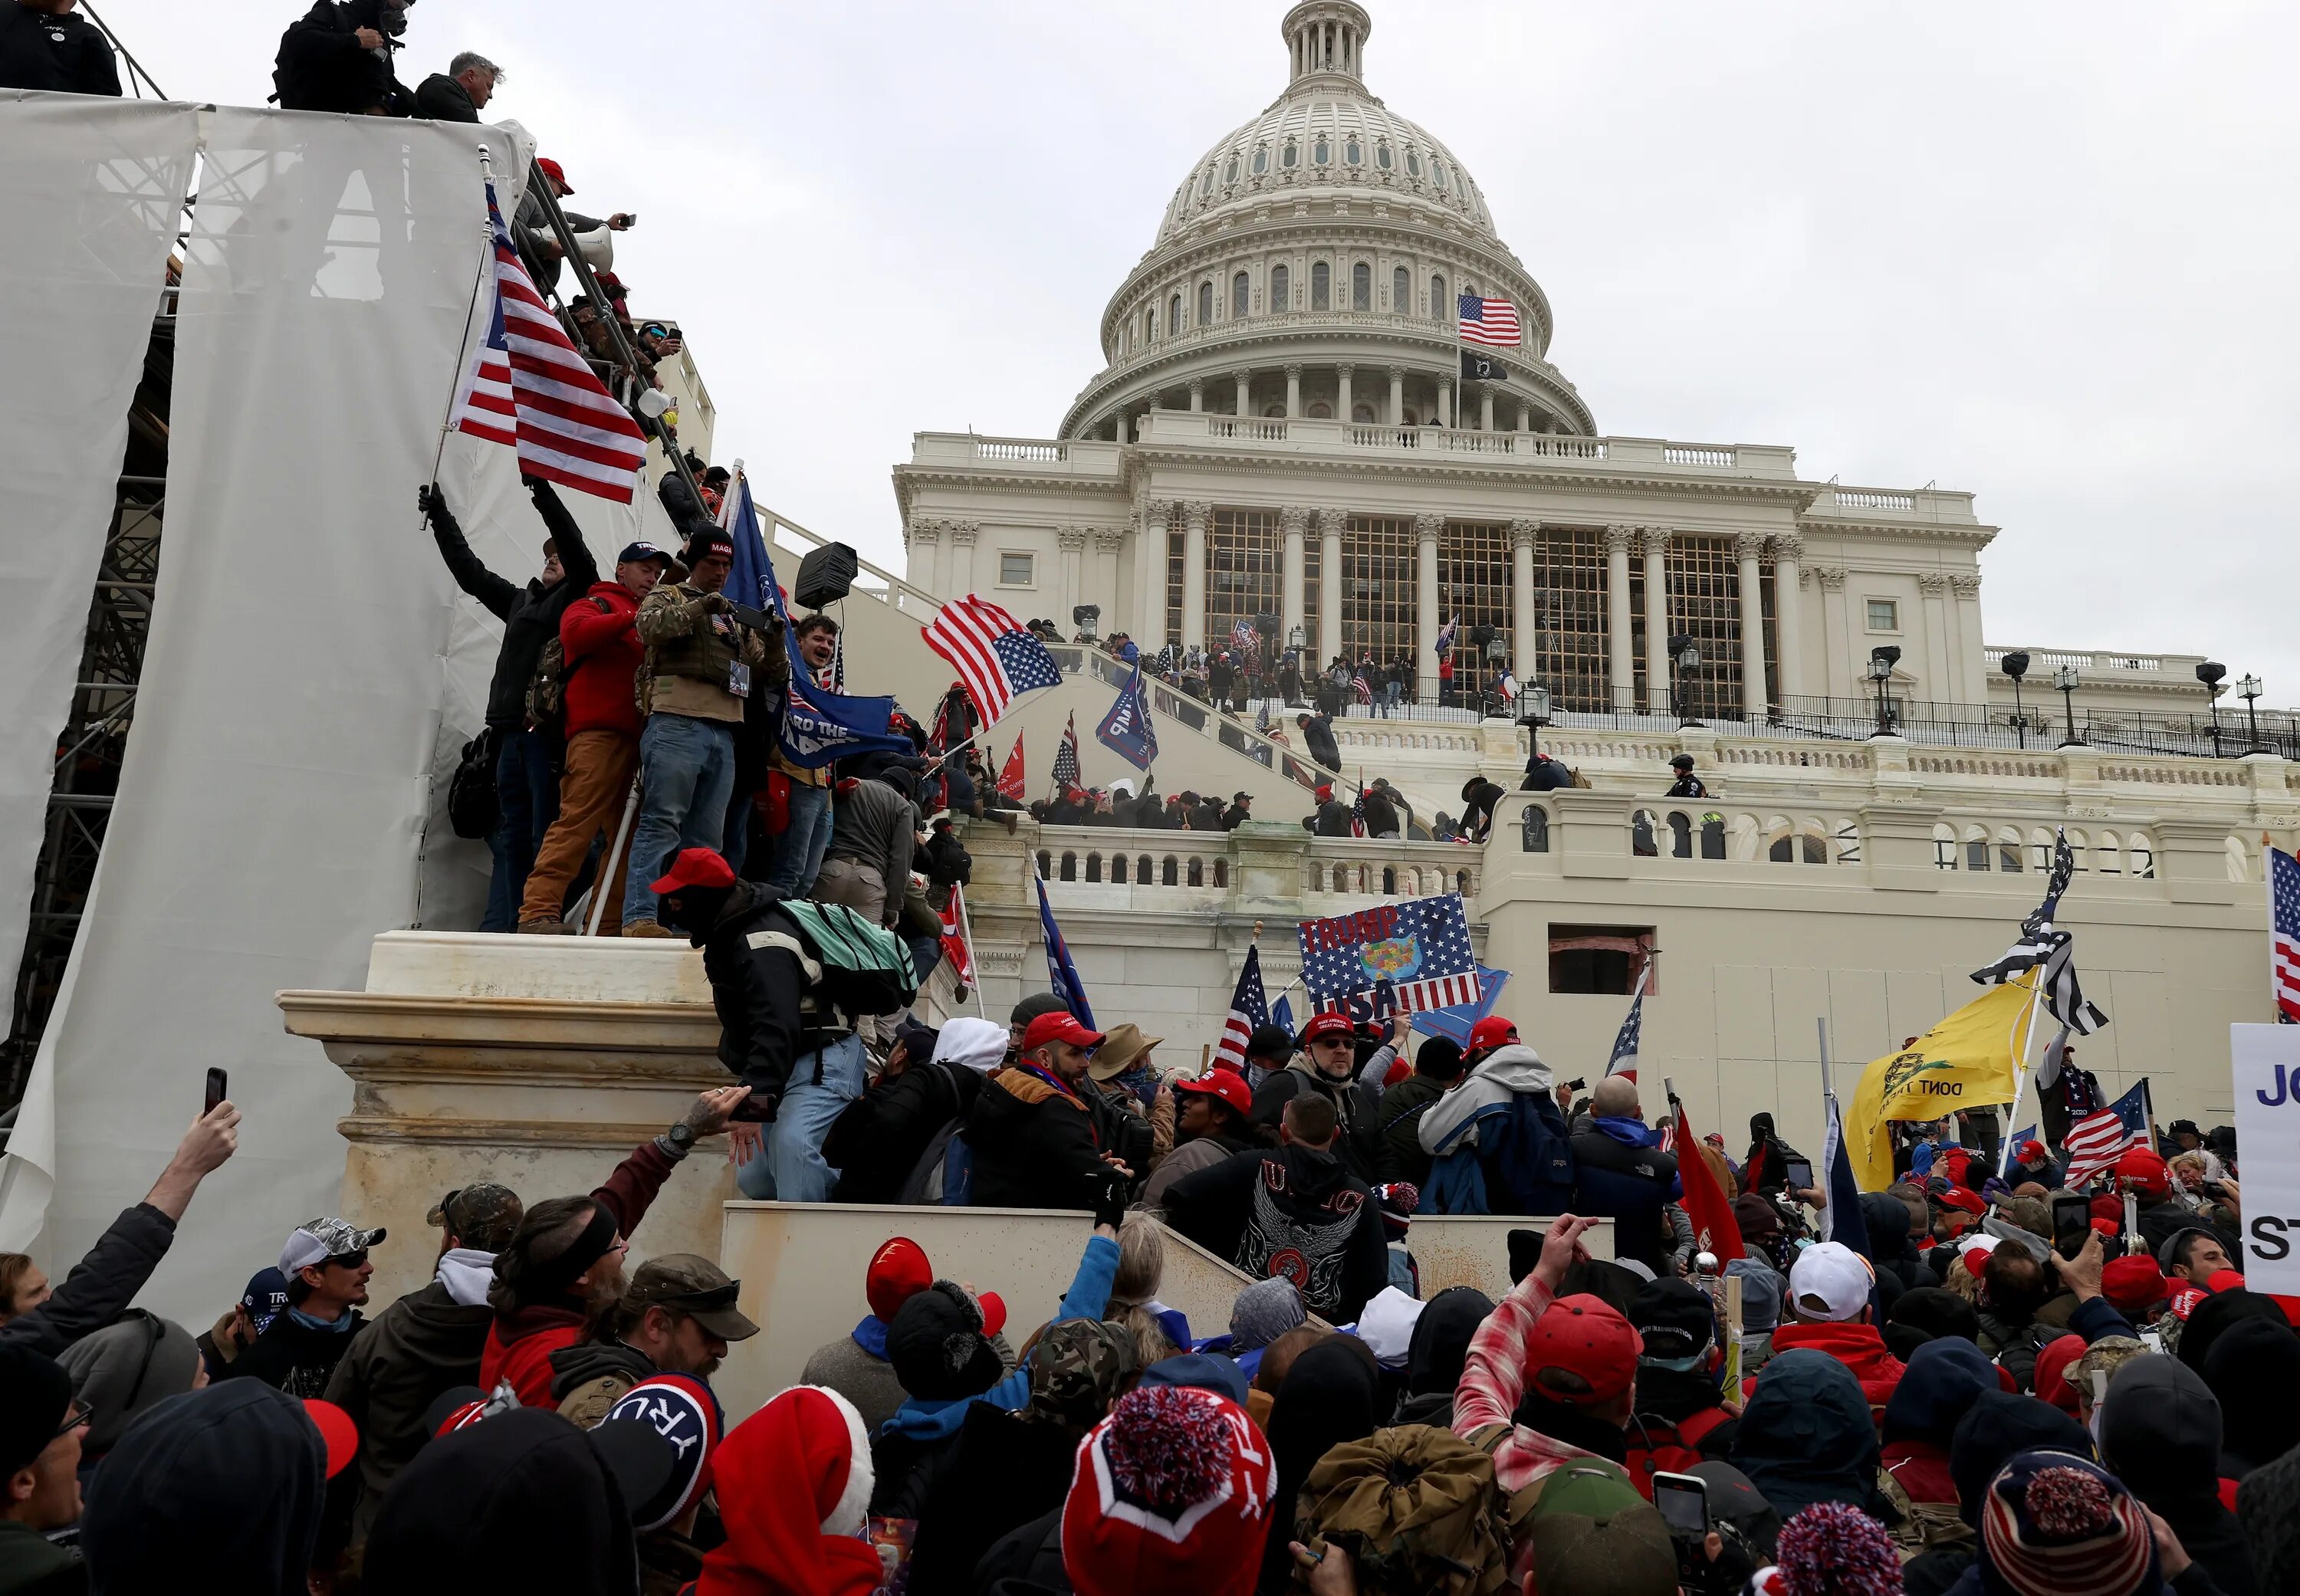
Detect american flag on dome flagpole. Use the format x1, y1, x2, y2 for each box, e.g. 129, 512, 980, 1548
1457, 293, 1522, 348
2268, 842, 2300, 1023
2060, 1080, 2152, 1187
451, 174, 647, 502
1211, 944, 1269, 1075
921, 594, 1063, 726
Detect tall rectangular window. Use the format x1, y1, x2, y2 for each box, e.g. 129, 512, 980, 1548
1664, 535, 1753, 720
1162, 509, 1183, 645
1341, 515, 1417, 667
1311, 261, 1331, 310
1438, 521, 1513, 690
1527, 527, 1610, 712
1206, 508, 1282, 651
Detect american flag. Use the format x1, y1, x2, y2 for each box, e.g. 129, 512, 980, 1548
2271, 845, 2300, 1023
922, 595, 1063, 725
1971, 828, 2109, 1034
1298, 892, 1479, 1013
1349, 784, 1368, 839
1254, 701, 1271, 735
1457, 294, 1522, 348
1606, 962, 1650, 1080
452, 176, 646, 501
1434, 615, 1460, 658
1211, 944, 1269, 1075
1229, 619, 1258, 655
1351, 672, 1372, 704
1050, 712, 1080, 791
2062, 1080, 2152, 1187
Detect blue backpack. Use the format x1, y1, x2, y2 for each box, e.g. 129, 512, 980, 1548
1416, 1093, 1577, 1217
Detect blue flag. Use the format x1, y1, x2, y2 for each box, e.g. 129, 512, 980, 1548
721, 471, 785, 627
779, 678, 911, 769
1821, 1092, 1873, 1259
1033, 872, 1096, 1029
1411, 965, 1510, 1046
1096, 660, 1158, 771
1270, 993, 1296, 1037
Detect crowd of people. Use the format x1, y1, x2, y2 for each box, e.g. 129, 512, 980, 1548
1, 997, 2285, 1596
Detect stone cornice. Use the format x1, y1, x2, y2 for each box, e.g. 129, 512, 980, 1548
1797, 514, 1999, 550
1115, 443, 1820, 506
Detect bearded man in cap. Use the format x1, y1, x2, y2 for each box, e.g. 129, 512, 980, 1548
552, 1254, 758, 1427
968, 1012, 1133, 1217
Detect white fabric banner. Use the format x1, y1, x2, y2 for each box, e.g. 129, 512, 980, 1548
0, 107, 530, 1322
0, 95, 201, 1115
2233, 1023, 2300, 1295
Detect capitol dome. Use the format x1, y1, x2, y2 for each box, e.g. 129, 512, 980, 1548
1060, 1, 1593, 442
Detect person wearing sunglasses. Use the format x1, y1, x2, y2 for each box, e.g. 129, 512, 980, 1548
0, 1341, 92, 1590
216, 1218, 383, 1400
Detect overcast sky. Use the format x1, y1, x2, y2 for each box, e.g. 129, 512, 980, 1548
136, 2, 2300, 702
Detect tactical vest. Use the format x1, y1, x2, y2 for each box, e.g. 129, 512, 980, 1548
636, 584, 744, 712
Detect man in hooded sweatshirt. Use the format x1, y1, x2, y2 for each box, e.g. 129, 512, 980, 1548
1877, 1337, 2003, 1535
320, 1183, 519, 1539
1160, 1093, 1391, 1325
823, 1016, 1008, 1203
2099, 1354, 2261, 1596
1759, 1240, 1907, 1420
1727, 1349, 1886, 1523
1416, 1018, 1577, 1215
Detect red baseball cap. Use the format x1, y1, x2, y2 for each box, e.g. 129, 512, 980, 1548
1175, 1071, 1253, 1116
2089, 1195, 2124, 1224
536, 156, 573, 193
978, 1291, 1008, 1338
1466, 1015, 1520, 1054
1937, 1186, 1986, 1217
1020, 1011, 1104, 1054
2205, 1269, 2247, 1295
2167, 1284, 2210, 1322
2115, 1146, 2171, 1197
2019, 1140, 2049, 1162
303, 1398, 360, 1479
1300, 1012, 1353, 1046
2101, 1256, 2168, 1315
650, 847, 735, 895
2088, 1217, 2120, 1237
865, 1237, 932, 1322
1523, 1294, 1641, 1404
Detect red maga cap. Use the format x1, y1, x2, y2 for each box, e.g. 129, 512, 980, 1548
1020, 1011, 1104, 1054
650, 847, 736, 895
1175, 1071, 1253, 1116
1524, 1294, 1642, 1404
536, 156, 573, 193
1300, 1012, 1354, 1046
1466, 1015, 1520, 1054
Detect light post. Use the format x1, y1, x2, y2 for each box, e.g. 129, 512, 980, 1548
2000, 649, 2031, 748
2196, 662, 2226, 756
2054, 664, 2082, 747
1868, 645, 1901, 737
1520, 682, 1552, 730
1668, 633, 1700, 728
1071, 603, 1099, 644
2239, 673, 2266, 754
1485, 635, 1509, 715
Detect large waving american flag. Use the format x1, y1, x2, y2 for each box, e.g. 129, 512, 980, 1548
922, 594, 1063, 725
2060, 1080, 2151, 1187
1457, 293, 1522, 347
452, 175, 646, 502
1211, 944, 1268, 1075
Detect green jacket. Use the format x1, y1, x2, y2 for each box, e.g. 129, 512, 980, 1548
0, 1521, 85, 1596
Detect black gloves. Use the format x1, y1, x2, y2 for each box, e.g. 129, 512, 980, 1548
1085, 1164, 1129, 1230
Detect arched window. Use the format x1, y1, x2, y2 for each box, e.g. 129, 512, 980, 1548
1282, 140, 1299, 169
1036, 850, 1050, 877
1996, 829, 2023, 872
1351, 261, 1370, 310
1434, 159, 1451, 189
1631, 809, 1658, 857
1060, 851, 1078, 881
1522, 806, 1550, 852
1965, 826, 1992, 871
1313, 136, 1330, 165
1345, 138, 1362, 165
1352, 403, 1375, 422
1145, 307, 1156, 341
1223, 155, 1240, 185
1376, 143, 1393, 169
1934, 825, 1959, 870
1406, 149, 1424, 177
1110, 854, 1127, 885
1769, 830, 1794, 863
1162, 855, 1179, 887
1668, 812, 1693, 858
1310, 261, 1330, 310
1169, 291, 1182, 333
1382, 866, 1398, 895
1085, 852, 1102, 882
1392, 265, 1408, 311
2131, 834, 2156, 878
1214, 859, 1229, 888
1232, 271, 1250, 318
1834, 822, 1863, 864
1251, 146, 1268, 176
1700, 816, 1726, 859
1198, 167, 1215, 197
1463, 280, 1480, 300
1137, 854, 1152, 882
1430, 273, 1447, 321
1455, 869, 1471, 895
1307, 402, 1332, 419
1271, 264, 1290, 310
1198, 281, 1214, 325
1187, 857, 1204, 887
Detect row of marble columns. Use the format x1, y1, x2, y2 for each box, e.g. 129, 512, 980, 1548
1156, 505, 1808, 714
1112, 363, 1541, 440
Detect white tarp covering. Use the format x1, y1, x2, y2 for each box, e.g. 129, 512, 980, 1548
0, 103, 657, 1326
0, 95, 200, 1098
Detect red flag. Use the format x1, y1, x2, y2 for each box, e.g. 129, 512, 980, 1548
997, 738, 1026, 803
1668, 1092, 1745, 1263
938, 885, 974, 988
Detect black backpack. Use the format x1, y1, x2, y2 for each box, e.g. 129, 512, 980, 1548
447, 730, 499, 839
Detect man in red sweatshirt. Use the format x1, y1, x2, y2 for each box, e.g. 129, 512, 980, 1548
1760, 1240, 1905, 1421
478, 1082, 751, 1406
517, 539, 681, 934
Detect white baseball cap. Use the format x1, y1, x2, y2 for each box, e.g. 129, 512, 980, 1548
1788, 1240, 1875, 1322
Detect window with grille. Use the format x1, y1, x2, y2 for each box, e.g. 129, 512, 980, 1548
1207, 508, 1281, 651
1525, 527, 1610, 712
1311, 261, 1330, 310
1233, 271, 1249, 318
1342, 515, 1418, 665
1271, 263, 1290, 310
1352, 262, 1370, 311
1392, 265, 1408, 313
1198, 282, 1213, 325
1438, 521, 1513, 689
1661, 535, 1755, 720
1162, 511, 1183, 645
1430, 273, 1447, 321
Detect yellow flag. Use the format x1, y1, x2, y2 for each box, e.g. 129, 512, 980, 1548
1845, 974, 2039, 1190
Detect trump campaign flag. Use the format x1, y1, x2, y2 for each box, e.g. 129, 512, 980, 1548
1096, 660, 1158, 771
778, 680, 912, 769
1298, 894, 1478, 1013
1033, 872, 1096, 1029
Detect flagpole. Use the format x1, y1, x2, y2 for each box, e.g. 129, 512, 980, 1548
429, 145, 501, 490
954, 884, 988, 1018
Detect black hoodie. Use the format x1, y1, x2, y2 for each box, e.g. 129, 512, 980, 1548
2101, 1356, 2259, 1596
80, 1382, 326, 1596
1392, 1286, 1494, 1426
2202, 1317, 2300, 1477
1160, 1142, 1388, 1323
363, 1407, 642, 1596
222, 1305, 365, 1399
274, 0, 409, 113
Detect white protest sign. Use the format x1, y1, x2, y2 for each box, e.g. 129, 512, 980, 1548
2232, 1023, 2300, 1296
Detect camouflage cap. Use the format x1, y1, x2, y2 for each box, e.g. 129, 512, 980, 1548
279, 1217, 385, 1277
426, 1183, 524, 1253
1026, 1318, 1138, 1433
626, 1253, 759, 1341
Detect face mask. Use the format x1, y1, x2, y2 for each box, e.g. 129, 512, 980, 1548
659, 884, 733, 937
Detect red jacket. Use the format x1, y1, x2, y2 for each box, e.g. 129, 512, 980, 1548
1756, 1321, 1906, 1420
478, 1138, 680, 1407
1881, 1438, 1957, 1503
559, 580, 644, 738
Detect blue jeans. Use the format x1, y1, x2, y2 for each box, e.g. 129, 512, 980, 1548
483, 729, 560, 932
731, 1033, 867, 1202
621, 713, 737, 927
764, 780, 833, 896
